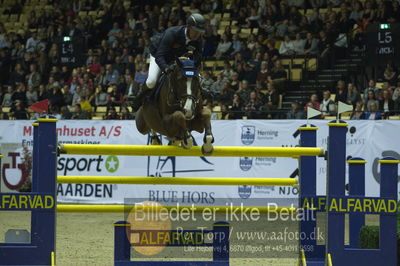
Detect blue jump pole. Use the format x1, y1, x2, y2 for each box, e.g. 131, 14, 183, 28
299, 125, 325, 264
326, 121, 398, 265
347, 157, 366, 248
0, 117, 58, 265
378, 157, 398, 266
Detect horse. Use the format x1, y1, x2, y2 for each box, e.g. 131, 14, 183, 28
135, 59, 214, 155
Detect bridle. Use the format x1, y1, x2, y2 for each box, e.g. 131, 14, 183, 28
165, 61, 201, 111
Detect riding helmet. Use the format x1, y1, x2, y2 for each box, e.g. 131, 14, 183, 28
187, 13, 206, 33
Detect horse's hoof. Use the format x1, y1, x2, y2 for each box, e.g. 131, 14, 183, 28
168, 140, 181, 146
151, 139, 162, 145
182, 136, 193, 149
202, 145, 214, 156
202, 135, 214, 155
151, 136, 162, 145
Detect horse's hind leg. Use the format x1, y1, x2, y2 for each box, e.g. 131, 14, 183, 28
150, 130, 162, 145
135, 107, 150, 135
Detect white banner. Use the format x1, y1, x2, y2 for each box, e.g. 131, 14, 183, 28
0, 120, 399, 204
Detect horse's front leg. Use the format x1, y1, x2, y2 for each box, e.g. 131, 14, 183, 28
166, 111, 193, 149
200, 108, 214, 155
150, 130, 162, 145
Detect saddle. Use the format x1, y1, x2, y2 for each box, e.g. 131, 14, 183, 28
147, 72, 167, 103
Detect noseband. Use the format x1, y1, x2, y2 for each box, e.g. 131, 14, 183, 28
165, 66, 200, 111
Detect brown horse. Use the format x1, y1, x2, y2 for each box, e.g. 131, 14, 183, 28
135, 60, 214, 154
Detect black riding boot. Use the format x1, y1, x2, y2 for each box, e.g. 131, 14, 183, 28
131, 83, 150, 111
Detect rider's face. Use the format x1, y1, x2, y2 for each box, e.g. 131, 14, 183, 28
188, 27, 202, 41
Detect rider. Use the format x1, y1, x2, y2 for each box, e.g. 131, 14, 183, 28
131, 13, 206, 111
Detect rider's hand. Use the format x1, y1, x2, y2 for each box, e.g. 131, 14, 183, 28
164, 65, 174, 74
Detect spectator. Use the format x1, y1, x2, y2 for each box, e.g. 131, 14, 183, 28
26, 86, 38, 106
215, 33, 232, 59
200, 71, 215, 93
293, 33, 305, 55
26, 64, 41, 89
107, 22, 122, 45
350, 102, 366, 120
49, 86, 65, 109
80, 92, 93, 116
305, 94, 320, 111
63, 86, 73, 106
244, 91, 262, 119
268, 60, 287, 93
287, 101, 305, 119
229, 93, 244, 119
0, 104, 9, 120
219, 82, 235, 106
279, 35, 295, 56
38, 85, 49, 101
108, 85, 123, 106
334, 80, 347, 103
71, 104, 89, 119
363, 79, 380, 101
261, 83, 280, 118
68, 76, 81, 94
276, 19, 289, 38
318, 30, 333, 67
12, 83, 27, 106
246, 8, 261, 28
346, 83, 361, 106
256, 61, 269, 85
46, 76, 60, 92
220, 61, 236, 80
208, 12, 220, 27
210, 74, 226, 97
25, 32, 40, 53
134, 63, 148, 85
89, 56, 101, 76
104, 106, 120, 120
304, 32, 319, 55
103, 64, 119, 85
95, 85, 109, 107
8, 63, 25, 86
383, 65, 398, 86
230, 34, 241, 56
11, 101, 29, 120
392, 82, 400, 112
349, 1, 363, 22
266, 41, 279, 61
60, 106, 72, 119
365, 90, 379, 112
236, 80, 250, 103
241, 63, 257, 84
364, 101, 382, 120
379, 89, 395, 118
246, 34, 257, 51
72, 85, 85, 106
320, 90, 336, 117
125, 75, 138, 99
49, 105, 62, 120
2, 86, 14, 107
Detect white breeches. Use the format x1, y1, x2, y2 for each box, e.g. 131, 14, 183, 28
146, 55, 161, 89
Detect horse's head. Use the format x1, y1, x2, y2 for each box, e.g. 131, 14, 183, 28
167, 59, 201, 120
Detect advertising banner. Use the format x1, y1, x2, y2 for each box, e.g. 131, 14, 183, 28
0, 120, 399, 204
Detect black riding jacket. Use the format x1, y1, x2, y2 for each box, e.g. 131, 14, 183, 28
149, 26, 203, 72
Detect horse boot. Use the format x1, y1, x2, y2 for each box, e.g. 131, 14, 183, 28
132, 83, 151, 111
